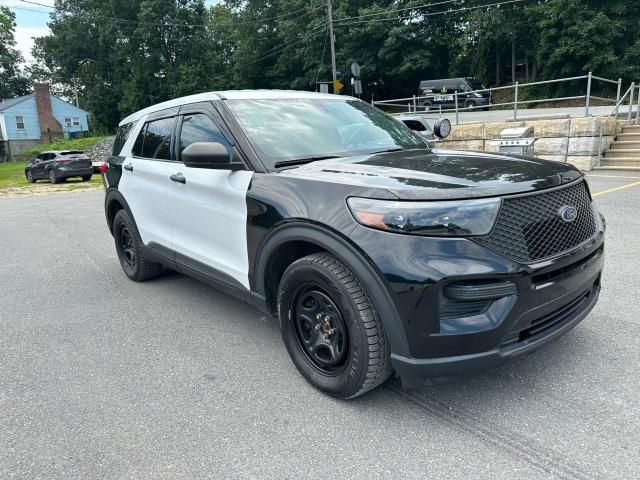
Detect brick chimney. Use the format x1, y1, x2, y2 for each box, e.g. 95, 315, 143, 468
34, 83, 63, 143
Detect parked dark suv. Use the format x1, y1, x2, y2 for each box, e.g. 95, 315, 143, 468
25, 150, 93, 184
102, 91, 604, 399
419, 78, 491, 111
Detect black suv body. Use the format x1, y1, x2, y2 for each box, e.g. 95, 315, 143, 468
419, 78, 491, 111
102, 91, 604, 398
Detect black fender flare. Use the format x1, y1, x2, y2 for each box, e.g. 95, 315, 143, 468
254, 223, 411, 357
104, 188, 135, 234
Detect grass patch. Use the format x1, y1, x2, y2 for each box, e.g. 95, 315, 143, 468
25, 136, 109, 156
0, 161, 102, 190
0, 161, 30, 189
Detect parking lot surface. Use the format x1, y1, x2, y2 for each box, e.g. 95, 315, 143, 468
1, 172, 638, 479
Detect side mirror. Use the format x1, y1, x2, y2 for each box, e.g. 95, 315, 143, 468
433, 118, 452, 139
181, 142, 244, 171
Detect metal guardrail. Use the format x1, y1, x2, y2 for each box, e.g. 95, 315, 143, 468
373, 72, 632, 126
597, 83, 640, 166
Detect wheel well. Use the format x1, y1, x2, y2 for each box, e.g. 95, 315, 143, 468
263, 240, 325, 315
106, 199, 124, 232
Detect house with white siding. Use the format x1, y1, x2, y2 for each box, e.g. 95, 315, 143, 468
0, 83, 90, 162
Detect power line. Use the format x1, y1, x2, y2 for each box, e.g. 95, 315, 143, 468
334, 0, 527, 26
314, 29, 329, 87
240, 26, 326, 68
335, 0, 460, 22
13, 0, 325, 28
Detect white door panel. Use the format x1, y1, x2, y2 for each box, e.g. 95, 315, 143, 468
168, 168, 253, 289
119, 157, 171, 248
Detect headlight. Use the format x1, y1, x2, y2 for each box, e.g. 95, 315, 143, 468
347, 197, 501, 237
474, 92, 483, 98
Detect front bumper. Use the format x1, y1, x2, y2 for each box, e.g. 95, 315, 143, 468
391, 277, 600, 387
349, 223, 604, 388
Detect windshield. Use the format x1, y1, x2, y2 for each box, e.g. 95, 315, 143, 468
226, 98, 427, 169
467, 80, 487, 91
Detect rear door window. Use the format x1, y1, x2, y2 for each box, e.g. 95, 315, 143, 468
142, 117, 175, 160
132, 117, 177, 160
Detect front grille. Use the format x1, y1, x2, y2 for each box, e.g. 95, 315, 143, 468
478, 181, 597, 263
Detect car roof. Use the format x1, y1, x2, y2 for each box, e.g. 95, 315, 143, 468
119, 90, 355, 126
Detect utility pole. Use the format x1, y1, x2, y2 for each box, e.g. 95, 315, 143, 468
326, 0, 337, 90
71, 77, 79, 107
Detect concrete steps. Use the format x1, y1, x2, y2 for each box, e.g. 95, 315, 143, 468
610, 141, 640, 150
602, 124, 640, 168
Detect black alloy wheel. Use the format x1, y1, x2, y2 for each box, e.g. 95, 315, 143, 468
292, 286, 349, 375
26, 170, 35, 183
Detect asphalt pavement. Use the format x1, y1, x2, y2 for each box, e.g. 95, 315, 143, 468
1, 173, 639, 479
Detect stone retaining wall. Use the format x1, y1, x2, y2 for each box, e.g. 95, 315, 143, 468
439, 117, 623, 171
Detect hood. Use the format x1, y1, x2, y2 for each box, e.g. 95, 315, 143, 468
278, 148, 582, 200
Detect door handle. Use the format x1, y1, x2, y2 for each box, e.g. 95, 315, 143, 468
170, 173, 186, 184
123, 163, 134, 172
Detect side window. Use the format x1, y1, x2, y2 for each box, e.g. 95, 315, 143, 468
142, 117, 175, 160
131, 117, 176, 160
178, 113, 232, 160
113, 122, 135, 156
132, 124, 146, 157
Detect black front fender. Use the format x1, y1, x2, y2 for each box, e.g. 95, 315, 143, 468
253, 222, 411, 358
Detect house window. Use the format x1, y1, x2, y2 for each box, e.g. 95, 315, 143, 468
16, 116, 25, 130
65, 117, 81, 127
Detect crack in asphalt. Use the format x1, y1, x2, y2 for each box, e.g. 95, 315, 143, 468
385, 380, 599, 480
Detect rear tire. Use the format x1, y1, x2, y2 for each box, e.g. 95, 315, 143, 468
49, 170, 60, 184
278, 253, 392, 399
82, 175, 92, 182
113, 209, 164, 282
26, 170, 35, 183
422, 101, 432, 112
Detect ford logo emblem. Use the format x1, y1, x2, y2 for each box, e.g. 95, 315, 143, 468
558, 205, 578, 223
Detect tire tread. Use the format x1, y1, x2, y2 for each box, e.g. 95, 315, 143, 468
281, 252, 393, 398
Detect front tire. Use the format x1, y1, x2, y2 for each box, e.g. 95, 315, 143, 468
26, 170, 36, 183
112, 209, 163, 282
278, 253, 392, 399
81, 175, 92, 182
465, 100, 477, 110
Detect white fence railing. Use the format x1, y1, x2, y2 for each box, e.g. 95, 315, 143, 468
373, 72, 638, 126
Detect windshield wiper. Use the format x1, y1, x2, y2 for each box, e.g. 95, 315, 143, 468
367, 148, 404, 155
274, 155, 343, 168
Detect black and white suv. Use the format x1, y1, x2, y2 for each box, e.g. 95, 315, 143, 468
103, 90, 605, 399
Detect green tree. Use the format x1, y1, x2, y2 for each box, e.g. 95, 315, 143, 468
0, 7, 30, 99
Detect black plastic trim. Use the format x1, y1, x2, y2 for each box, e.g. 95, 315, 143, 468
253, 222, 411, 357
145, 242, 269, 314
444, 281, 517, 301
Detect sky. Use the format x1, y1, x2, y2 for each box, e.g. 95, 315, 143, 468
1, 0, 219, 66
